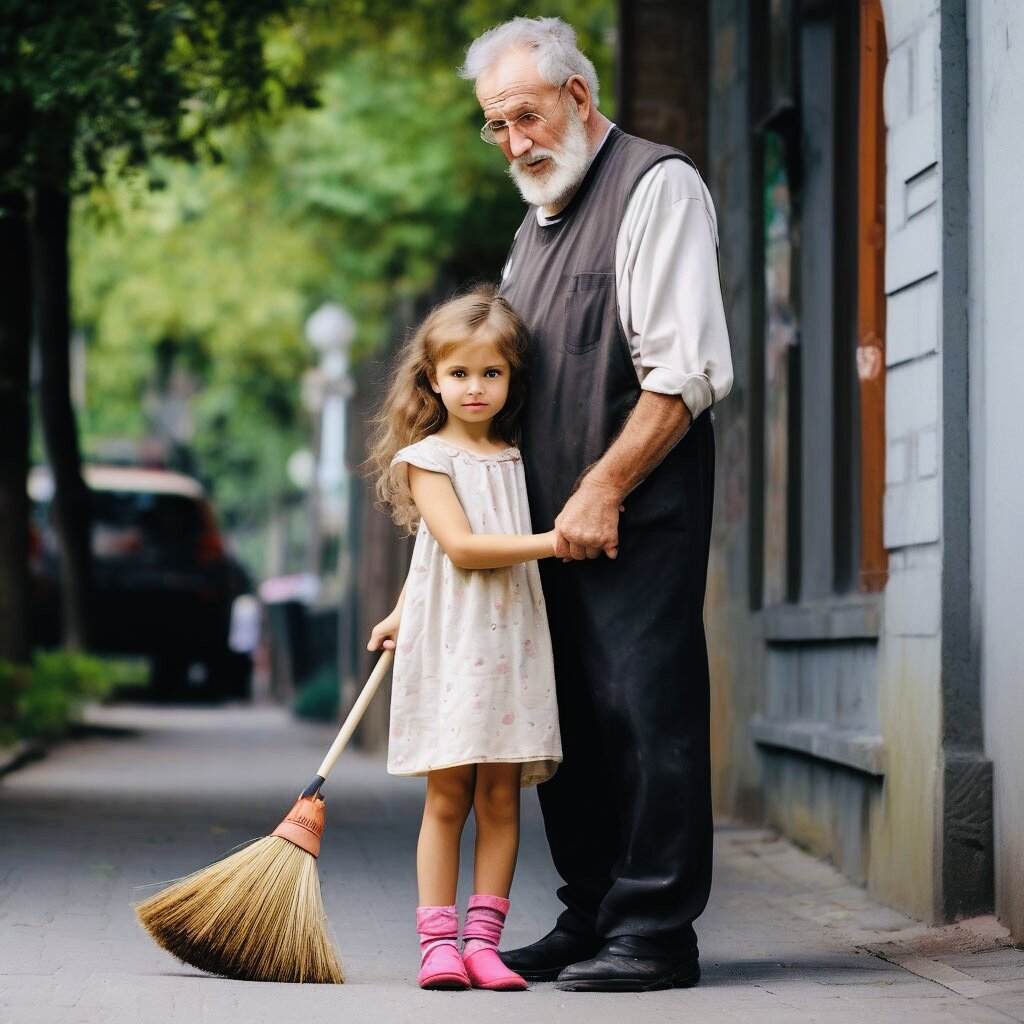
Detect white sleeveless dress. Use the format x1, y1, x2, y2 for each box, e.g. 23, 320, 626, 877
387, 435, 561, 788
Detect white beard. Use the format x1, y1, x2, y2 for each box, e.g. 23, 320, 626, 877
507, 105, 591, 212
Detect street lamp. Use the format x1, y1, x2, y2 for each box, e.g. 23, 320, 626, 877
304, 302, 357, 577
304, 302, 361, 722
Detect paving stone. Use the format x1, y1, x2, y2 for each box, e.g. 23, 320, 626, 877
1, 701, 1020, 1024
938, 948, 1024, 983
977, 993, 1024, 1023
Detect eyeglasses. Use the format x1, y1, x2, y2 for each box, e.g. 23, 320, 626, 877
479, 84, 566, 146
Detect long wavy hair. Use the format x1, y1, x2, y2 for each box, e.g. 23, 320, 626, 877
366, 285, 531, 534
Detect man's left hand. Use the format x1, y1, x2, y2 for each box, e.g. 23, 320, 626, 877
553, 478, 625, 560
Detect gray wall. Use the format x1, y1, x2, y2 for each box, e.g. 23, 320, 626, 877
967, 0, 1024, 942
700, 0, 1000, 928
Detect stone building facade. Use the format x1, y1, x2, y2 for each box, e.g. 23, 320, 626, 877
617, 0, 1022, 940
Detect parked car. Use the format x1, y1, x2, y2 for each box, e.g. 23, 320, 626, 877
28, 464, 257, 701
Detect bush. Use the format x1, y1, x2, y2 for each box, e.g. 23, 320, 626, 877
0, 651, 116, 745
292, 665, 340, 722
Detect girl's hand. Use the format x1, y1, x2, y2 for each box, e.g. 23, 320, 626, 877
367, 610, 401, 652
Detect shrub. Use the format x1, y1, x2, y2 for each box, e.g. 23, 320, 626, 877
0, 651, 116, 745
292, 665, 340, 722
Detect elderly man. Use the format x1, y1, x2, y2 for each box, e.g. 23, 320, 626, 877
458, 17, 733, 992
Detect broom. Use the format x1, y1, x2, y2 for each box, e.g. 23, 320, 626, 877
134, 649, 394, 984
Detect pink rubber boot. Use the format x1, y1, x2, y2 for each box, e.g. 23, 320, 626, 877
416, 905, 471, 990
461, 894, 528, 991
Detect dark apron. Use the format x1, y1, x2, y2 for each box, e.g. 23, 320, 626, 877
500, 128, 715, 952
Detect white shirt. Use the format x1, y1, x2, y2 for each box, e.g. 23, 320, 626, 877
503, 126, 734, 421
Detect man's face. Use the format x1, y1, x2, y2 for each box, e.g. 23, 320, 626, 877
476, 48, 591, 209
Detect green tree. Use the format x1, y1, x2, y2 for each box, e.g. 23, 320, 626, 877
73, 155, 325, 530
0, 0, 315, 655
0, 192, 32, 665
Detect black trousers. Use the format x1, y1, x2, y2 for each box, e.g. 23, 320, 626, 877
535, 414, 715, 955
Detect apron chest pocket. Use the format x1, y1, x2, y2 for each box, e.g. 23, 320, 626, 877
562, 273, 615, 354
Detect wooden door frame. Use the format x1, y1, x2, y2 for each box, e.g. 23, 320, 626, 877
857, 0, 888, 591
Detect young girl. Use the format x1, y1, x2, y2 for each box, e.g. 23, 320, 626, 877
365, 286, 561, 992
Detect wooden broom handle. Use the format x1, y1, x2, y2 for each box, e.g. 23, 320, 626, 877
314, 649, 394, 782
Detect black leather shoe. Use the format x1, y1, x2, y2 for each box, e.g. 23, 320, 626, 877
555, 939, 700, 992
498, 925, 604, 982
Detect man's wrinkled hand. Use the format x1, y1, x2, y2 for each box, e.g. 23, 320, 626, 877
553, 479, 625, 561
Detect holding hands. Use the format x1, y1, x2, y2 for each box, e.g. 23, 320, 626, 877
368, 472, 626, 660
553, 477, 626, 561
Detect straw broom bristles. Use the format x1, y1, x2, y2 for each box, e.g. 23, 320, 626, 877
134, 651, 392, 985
134, 834, 343, 984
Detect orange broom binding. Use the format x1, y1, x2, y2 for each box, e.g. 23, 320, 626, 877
271, 794, 325, 858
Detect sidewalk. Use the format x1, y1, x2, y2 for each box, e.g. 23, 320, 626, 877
0, 701, 1021, 1024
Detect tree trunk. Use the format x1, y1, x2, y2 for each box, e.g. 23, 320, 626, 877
0, 191, 33, 666
31, 183, 94, 651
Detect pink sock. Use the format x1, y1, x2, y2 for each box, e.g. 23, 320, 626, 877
462, 894, 527, 991
416, 905, 470, 990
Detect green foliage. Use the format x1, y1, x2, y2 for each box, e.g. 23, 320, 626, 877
0, 650, 116, 744
68, 1, 616, 534
72, 154, 319, 528
0, 0, 316, 192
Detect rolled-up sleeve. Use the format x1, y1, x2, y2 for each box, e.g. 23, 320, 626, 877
616, 159, 734, 421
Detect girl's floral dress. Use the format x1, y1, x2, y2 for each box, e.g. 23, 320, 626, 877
388, 435, 562, 787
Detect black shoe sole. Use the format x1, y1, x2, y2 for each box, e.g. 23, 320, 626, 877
555, 962, 700, 993
513, 965, 567, 982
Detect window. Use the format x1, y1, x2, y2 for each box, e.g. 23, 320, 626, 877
751, 0, 887, 609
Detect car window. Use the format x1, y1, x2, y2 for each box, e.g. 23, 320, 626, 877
93, 492, 204, 558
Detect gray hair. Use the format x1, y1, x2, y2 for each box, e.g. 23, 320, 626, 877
459, 16, 600, 108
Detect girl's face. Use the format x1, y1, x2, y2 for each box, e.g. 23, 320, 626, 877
429, 340, 511, 428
